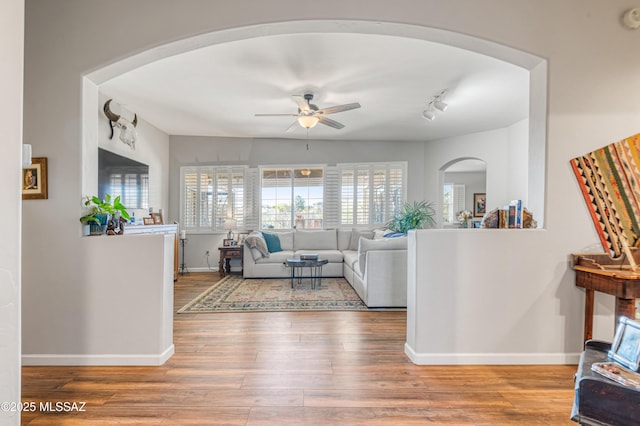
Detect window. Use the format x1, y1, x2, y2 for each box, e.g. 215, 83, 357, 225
339, 162, 406, 226
443, 183, 465, 223
181, 166, 245, 231
180, 162, 405, 231
261, 167, 324, 229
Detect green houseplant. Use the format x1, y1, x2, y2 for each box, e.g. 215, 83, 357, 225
386, 200, 436, 234
80, 194, 131, 235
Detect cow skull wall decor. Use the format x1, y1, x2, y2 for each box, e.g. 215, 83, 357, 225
103, 99, 138, 149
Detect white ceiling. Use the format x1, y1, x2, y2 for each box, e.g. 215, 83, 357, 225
99, 32, 529, 143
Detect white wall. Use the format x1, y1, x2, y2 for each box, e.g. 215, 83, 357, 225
21, 0, 640, 366
430, 128, 509, 223
507, 119, 529, 206
22, 234, 175, 366
430, 120, 530, 227
169, 135, 426, 269
1, 0, 23, 424
406, 229, 581, 364
96, 92, 170, 220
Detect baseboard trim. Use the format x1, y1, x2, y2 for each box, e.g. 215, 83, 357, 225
184, 267, 219, 273
22, 345, 175, 366
404, 343, 581, 365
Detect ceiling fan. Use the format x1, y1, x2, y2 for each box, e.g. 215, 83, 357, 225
255, 93, 361, 130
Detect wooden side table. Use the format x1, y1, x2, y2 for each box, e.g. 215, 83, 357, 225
574, 266, 640, 342
218, 246, 243, 277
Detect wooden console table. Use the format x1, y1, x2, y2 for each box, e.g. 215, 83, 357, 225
218, 246, 242, 277
574, 265, 640, 342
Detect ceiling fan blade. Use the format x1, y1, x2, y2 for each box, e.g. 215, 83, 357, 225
291, 95, 312, 113
316, 102, 361, 115
317, 115, 345, 129
255, 113, 299, 117
285, 121, 299, 132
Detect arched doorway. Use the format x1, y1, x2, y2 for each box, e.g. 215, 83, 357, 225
439, 158, 486, 228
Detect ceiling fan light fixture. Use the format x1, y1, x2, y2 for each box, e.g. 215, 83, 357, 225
298, 115, 319, 128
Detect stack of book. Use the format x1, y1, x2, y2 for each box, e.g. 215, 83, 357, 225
498, 200, 524, 229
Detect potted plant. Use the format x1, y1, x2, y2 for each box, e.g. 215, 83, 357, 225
386, 200, 436, 234
80, 194, 131, 235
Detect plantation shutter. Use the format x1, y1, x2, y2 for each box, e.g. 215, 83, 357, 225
181, 168, 199, 229
244, 168, 259, 231
339, 162, 407, 226
323, 167, 340, 229
387, 164, 406, 223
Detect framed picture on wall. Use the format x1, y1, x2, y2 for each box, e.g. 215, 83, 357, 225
473, 193, 486, 217
22, 157, 48, 200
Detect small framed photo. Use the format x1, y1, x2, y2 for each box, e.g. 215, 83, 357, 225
473, 193, 486, 217
230, 240, 238, 246
609, 317, 640, 371
237, 232, 249, 246
22, 157, 48, 200
143, 217, 154, 225
223, 238, 234, 247
152, 212, 163, 224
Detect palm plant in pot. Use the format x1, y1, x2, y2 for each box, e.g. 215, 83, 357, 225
386, 200, 436, 234
80, 194, 131, 235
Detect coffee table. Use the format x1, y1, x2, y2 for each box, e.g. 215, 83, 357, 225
284, 258, 329, 289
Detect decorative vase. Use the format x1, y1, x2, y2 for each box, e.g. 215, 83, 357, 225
89, 214, 109, 235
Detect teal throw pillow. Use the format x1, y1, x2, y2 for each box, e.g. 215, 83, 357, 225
262, 232, 282, 253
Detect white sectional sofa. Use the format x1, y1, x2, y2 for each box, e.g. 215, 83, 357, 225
242, 228, 407, 308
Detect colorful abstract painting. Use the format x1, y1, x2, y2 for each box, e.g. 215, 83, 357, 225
570, 133, 640, 258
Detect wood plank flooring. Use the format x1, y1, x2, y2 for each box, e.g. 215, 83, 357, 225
21, 272, 577, 425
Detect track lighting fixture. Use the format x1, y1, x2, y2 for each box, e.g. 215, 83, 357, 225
422, 108, 436, 121
422, 89, 449, 122
433, 99, 448, 112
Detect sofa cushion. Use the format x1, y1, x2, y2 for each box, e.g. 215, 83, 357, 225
294, 249, 343, 263
358, 236, 407, 276
342, 250, 358, 269
270, 231, 294, 250
373, 228, 393, 239
294, 229, 337, 250
263, 232, 282, 253
245, 231, 269, 259
349, 228, 374, 250
337, 228, 352, 251
249, 247, 264, 261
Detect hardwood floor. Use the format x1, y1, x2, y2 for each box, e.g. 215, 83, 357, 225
21, 272, 577, 425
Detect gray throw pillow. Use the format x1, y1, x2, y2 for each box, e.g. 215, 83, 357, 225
245, 231, 269, 259
349, 228, 374, 251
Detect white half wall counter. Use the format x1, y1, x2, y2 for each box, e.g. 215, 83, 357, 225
22, 233, 175, 366
406, 228, 584, 365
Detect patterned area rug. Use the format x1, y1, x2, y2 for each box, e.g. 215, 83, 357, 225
177, 275, 368, 313
570, 133, 640, 257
